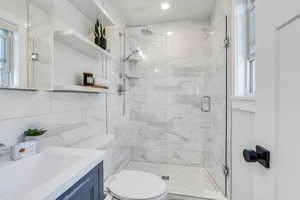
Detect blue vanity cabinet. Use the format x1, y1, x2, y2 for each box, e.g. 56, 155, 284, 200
57, 162, 104, 200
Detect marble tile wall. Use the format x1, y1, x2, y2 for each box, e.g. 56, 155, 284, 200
127, 3, 231, 192
127, 20, 215, 166
0, 91, 105, 146
0, 89, 129, 175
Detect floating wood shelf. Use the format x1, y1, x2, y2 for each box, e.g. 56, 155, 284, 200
51, 85, 108, 94
67, 0, 116, 26
84, 85, 109, 90
54, 30, 116, 60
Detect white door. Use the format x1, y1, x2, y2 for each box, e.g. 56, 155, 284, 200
255, 0, 300, 199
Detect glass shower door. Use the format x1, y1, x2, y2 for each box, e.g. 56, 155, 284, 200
203, 16, 229, 196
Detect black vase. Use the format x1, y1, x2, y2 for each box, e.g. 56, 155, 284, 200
99, 37, 107, 50
95, 37, 101, 47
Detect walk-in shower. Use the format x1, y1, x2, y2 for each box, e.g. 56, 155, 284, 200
122, 15, 230, 199
112, 0, 232, 198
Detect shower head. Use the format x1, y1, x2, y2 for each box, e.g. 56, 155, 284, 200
126, 24, 154, 36
140, 26, 153, 36
125, 48, 146, 61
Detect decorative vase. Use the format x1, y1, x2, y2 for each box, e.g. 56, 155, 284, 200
95, 37, 101, 47
100, 36, 107, 50
25, 134, 45, 153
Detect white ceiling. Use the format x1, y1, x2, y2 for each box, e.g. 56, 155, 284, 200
110, 0, 216, 26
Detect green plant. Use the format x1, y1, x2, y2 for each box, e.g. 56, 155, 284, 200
94, 19, 106, 39
24, 129, 47, 137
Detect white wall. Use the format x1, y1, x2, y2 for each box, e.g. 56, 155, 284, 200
231, 98, 255, 200
0, 0, 130, 175
53, 0, 131, 172
229, 0, 257, 198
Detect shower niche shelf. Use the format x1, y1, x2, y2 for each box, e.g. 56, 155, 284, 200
126, 74, 140, 79
54, 30, 116, 60
67, 0, 116, 26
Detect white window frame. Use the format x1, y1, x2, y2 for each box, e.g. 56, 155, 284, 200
0, 27, 13, 88
234, 0, 256, 97
245, 0, 256, 96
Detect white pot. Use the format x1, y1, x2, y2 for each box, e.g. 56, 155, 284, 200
25, 134, 45, 153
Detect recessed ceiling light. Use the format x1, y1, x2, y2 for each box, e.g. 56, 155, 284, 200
167, 31, 173, 36
161, 2, 170, 10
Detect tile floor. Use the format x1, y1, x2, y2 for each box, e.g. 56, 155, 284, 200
126, 161, 226, 200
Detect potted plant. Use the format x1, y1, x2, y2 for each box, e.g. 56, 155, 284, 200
94, 19, 107, 50
24, 128, 47, 153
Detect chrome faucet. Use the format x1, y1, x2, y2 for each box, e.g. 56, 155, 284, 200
0, 143, 10, 156
0, 143, 6, 149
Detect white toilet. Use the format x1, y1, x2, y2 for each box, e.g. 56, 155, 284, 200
72, 134, 168, 200
106, 170, 167, 200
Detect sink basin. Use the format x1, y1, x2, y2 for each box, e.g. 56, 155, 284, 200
0, 147, 105, 200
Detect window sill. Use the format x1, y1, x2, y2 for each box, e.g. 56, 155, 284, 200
231, 96, 256, 113
231, 96, 256, 102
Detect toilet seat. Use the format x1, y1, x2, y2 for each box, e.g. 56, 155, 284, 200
108, 170, 167, 200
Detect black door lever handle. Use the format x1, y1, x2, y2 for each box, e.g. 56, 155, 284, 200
243, 145, 270, 169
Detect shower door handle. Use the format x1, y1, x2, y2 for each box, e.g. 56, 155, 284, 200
201, 96, 211, 112
243, 145, 270, 169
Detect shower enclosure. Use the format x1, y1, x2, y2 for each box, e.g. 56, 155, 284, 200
124, 15, 229, 199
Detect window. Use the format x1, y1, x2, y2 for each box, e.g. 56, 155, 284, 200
0, 27, 13, 88
246, 0, 256, 96
235, 0, 256, 96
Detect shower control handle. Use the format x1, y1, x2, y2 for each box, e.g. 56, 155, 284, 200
243, 145, 270, 169
201, 96, 211, 112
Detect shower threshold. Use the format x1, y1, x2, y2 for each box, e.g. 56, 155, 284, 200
126, 161, 226, 200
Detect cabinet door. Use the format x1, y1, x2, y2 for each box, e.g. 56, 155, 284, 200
57, 163, 103, 200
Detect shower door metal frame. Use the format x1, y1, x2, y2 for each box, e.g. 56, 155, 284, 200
224, 15, 230, 198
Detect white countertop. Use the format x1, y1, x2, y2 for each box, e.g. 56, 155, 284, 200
0, 147, 105, 200
72, 134, 115, 149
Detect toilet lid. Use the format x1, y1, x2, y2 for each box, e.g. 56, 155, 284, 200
108, 170, 167, 200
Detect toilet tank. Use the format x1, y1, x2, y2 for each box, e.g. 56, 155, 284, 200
72, 134, 115, 180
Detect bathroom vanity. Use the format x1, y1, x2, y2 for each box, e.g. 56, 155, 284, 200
57, 163, 103, 200
0, 148, 105, 200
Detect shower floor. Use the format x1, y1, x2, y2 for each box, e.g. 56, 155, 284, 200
126, 161, 225, 200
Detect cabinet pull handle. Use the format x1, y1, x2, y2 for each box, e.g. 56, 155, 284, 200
63, 177, 91, 200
